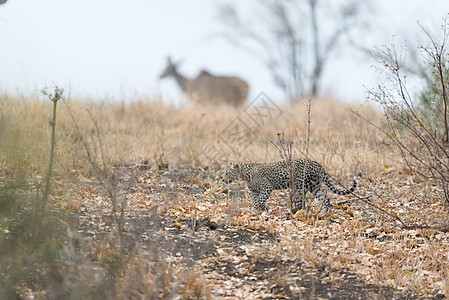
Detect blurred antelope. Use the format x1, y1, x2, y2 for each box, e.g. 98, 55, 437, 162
160, 57, 249, 107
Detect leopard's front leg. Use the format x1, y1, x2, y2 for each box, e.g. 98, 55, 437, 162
257, 188, 271, 211
249, 190, 270, 211
247, 177, 271, 211
250, 191, 260, 210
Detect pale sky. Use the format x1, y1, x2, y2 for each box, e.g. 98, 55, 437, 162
0, 1, 447, 104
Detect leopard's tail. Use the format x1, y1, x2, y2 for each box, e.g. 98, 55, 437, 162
322, 175, 357, 195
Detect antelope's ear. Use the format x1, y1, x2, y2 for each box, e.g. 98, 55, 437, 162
176, 57, 184, 66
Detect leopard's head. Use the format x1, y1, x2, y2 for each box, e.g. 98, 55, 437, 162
222, 162, 242, 184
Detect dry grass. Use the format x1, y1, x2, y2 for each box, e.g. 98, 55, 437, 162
0, 92, 401, 182
0, 93, 390, 176
2, 93, 448, 296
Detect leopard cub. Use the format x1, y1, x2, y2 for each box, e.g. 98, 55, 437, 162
223, 158, 357, 213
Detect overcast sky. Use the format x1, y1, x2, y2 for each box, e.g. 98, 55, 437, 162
0, 1, 447, 104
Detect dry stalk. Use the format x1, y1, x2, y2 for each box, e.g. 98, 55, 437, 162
41, 86, 63, 208
273, 132, 295, 212
303, 98, 314, 215
271, 98, 314, 215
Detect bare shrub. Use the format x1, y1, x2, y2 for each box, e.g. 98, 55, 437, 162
62, 97, 128, 254
364, 17, 449, 208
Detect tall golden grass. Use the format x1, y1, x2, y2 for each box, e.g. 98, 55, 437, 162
0, 94, 391, 184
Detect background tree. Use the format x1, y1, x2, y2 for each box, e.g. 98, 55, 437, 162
218, 0, 372, 101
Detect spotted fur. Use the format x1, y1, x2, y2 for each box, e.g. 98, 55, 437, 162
223, 158, 357, 213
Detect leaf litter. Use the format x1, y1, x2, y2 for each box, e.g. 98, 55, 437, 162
68, 163, 449, 299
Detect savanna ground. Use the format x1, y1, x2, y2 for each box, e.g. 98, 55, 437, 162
1, 93, 448, 299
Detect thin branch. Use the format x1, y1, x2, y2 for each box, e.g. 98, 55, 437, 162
41, 86, 63, 208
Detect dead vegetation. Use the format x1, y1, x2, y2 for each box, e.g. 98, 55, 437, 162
1, 88, 448, 299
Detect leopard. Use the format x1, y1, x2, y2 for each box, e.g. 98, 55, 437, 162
222, 158, 357, 213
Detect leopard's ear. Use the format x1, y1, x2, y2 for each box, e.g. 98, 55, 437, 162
228, 162, 241, 170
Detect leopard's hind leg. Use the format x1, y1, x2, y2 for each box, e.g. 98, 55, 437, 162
310, 181, 330, 213
291, 188, 306, 214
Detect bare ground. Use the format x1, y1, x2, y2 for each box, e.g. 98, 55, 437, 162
70, 163, 447, 299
